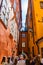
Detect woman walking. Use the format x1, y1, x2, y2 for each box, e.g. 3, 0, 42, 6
1, 57, 7, 65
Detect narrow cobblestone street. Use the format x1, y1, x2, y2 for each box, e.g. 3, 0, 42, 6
0, 0, 43, 65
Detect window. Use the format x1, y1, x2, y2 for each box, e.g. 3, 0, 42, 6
0, 0, 3, 9
22, 42, 25, 47
28, 21, 30, 26
41, 48, 43, 58
30, 12, 32, 19
5, 21, 8, 26
42, 17, 43, 22
40, 1, 43, 9
22, 34, 26, 37
32, 46, 35, 57
16, 12, 19, 20
13, 0, 16, 11
38, 17, 43, 22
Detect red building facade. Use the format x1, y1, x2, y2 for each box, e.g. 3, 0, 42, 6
0, 0, 22, 63
0, 19, 18, 63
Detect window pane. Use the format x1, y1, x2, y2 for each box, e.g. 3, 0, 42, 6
22, 42, 25, 47
22, 34, 26, 37
40, 1, 43, 9
13, 0, 16, 11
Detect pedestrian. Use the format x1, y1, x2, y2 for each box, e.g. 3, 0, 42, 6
11, 54, 14, 63
13, 58, 17, 65
40, 57, 43, 65
35, 56, 41, 65
1, 57, 7, 65
30, 60, 35, 65
17, 54, 26, 65
25, 57, 30, 65
7, 57, 12, 65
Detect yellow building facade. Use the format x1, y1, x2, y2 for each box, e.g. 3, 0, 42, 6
26, 0, 36, 57
32, 0, 43, 57
32, 0, 43, 40
26, 0, 43, 57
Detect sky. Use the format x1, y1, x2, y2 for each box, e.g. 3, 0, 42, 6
21, 0, 28, 27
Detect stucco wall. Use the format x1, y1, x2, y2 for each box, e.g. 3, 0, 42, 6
0, 19, 17, 64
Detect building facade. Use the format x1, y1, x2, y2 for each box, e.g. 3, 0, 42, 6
0, 0, 22, 63
19, 29, 29, 55
32, 0, 43, 58
0, 19, 17, 63
26, 0, 43, 57
26, 0, 36, 57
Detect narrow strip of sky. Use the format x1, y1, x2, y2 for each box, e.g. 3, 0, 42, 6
21, 0, 28, 27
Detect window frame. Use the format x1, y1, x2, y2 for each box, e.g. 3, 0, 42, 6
40, 1, 43, 9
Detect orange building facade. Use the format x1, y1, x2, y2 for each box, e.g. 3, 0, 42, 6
32, 0, 43, 58
26, 0, 43, 57
26, 0, 36, 57
0, 0, 22, 64
0, 19, 17, 63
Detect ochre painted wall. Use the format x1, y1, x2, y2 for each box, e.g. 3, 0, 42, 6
27, 0, 43, 57
32, 0, 43, 40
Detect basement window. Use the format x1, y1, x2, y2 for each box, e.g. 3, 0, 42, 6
40, 1, 43, 9
22, 34, 26, 37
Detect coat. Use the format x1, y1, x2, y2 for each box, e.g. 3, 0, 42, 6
17, 60, 26, 65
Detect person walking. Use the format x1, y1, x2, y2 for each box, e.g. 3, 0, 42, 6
25, 57, 30, 65
40, 57, 43, 65
13, 58, 17, 65
17, 54, 26, 65
7, 57, 13, 65
1, 57, 7, 65
30, 57, 36, 65
35, 56, 41, 65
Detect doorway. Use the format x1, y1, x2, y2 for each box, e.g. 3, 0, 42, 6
32, 46, 34, 57
41, 48, 43, 58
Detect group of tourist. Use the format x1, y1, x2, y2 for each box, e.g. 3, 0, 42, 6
1, 54, 43, 65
